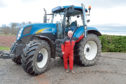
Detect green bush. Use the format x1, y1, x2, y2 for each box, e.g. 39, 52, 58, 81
100, 35, 126, 52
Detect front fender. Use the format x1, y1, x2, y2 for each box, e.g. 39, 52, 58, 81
34, 34, 56, 58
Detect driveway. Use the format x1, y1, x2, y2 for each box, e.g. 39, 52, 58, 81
0, 52, 126, 84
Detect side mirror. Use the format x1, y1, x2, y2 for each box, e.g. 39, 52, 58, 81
87, 19, 90, 23
77, 15, 80, 18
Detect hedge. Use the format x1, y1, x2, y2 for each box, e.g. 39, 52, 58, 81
100, 35, 126, 52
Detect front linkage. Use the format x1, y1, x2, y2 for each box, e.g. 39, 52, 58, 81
0, 51, 13, 59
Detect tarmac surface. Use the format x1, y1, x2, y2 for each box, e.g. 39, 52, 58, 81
0, 52, 126, 84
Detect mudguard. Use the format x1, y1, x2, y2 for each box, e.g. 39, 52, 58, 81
73, 26, 102, 38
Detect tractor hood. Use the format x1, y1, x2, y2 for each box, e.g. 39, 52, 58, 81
17, 23, 57, 40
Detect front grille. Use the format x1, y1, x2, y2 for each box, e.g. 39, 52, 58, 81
23, 26, 32, 35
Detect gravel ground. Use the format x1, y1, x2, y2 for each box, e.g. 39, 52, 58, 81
0, 52, 126, 84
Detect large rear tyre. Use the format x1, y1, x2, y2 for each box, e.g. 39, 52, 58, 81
74, 34, 101, 66
21, 40, 51, 75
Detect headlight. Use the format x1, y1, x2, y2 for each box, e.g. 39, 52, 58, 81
17, 27, 23, 40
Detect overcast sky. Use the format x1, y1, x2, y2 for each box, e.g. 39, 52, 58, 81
0, 0, 126, 26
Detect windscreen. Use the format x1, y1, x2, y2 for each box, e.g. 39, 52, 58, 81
69, 14, 83, 27
52, 12, 64, 23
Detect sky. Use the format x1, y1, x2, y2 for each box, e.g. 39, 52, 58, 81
0, 0, 126, 27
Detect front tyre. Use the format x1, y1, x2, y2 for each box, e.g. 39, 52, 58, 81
21, 40, 51, 75
12, 56, 21, 65
10, 43, 22, 65
74, 34, 101, 66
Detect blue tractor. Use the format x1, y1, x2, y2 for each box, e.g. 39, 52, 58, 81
10, 4, 101, 75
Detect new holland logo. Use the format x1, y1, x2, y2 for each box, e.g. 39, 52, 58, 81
36, 28, 50, 34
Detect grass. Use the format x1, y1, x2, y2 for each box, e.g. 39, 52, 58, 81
0, 34, 16, 36
0, 46, 10, 51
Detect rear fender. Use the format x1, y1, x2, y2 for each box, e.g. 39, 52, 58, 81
87, 30, 102, 36
73, 26, 102, 38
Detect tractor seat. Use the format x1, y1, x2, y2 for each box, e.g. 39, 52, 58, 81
65, 21, 77, 32
65, 21, 78, 36
70, 21, 77, 27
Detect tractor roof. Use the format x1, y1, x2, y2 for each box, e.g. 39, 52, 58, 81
52, 6, 84, 13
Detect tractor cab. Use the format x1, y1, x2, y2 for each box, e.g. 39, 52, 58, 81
44, 5, 90, 39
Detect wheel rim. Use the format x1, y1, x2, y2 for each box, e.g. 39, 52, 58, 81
84, 41, 97, 60
37, 48, 48, 68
